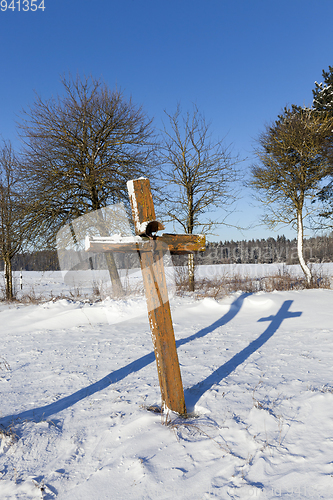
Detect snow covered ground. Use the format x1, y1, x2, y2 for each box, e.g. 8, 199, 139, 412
1, 266, 333, 499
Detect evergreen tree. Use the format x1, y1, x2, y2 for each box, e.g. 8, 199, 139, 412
312, 66, 333, 224
313, 65, 333, 115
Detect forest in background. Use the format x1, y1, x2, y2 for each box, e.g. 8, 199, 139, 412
3, 233, 333, 272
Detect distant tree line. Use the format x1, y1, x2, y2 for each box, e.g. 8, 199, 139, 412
3, 233, 333, 271
5, 250, 60, 271
195, 234, 333, 265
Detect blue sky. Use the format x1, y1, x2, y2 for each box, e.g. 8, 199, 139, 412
1, 0, 333, 242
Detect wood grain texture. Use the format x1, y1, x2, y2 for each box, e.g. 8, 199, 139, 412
86, 233, 205, 254
127, 178, 187, 414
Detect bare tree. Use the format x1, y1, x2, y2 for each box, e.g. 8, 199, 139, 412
250, 106, 333, 285
19, 74, 157, 296
0, 142, 29, 300
158, 105, 239, 291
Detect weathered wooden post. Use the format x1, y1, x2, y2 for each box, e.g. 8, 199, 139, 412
86, 178, 205, 415
127, 178, 186, 414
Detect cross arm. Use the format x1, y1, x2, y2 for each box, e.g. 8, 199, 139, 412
85, 233, 205, 254
155, 233, 205, 254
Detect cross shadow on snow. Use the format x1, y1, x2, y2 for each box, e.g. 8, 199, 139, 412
184, 299, 302, 411
176, 292, 250, 348
0, 293, 249, 428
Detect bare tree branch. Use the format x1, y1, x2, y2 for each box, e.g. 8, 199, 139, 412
17, 74, 157, 296
0, 141, 33, 299
157, 105, 240, 290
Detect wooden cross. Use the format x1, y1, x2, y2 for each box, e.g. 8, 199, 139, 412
86, 178, 205, 415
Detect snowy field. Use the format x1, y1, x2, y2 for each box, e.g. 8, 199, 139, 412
1, 265, 333, 499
